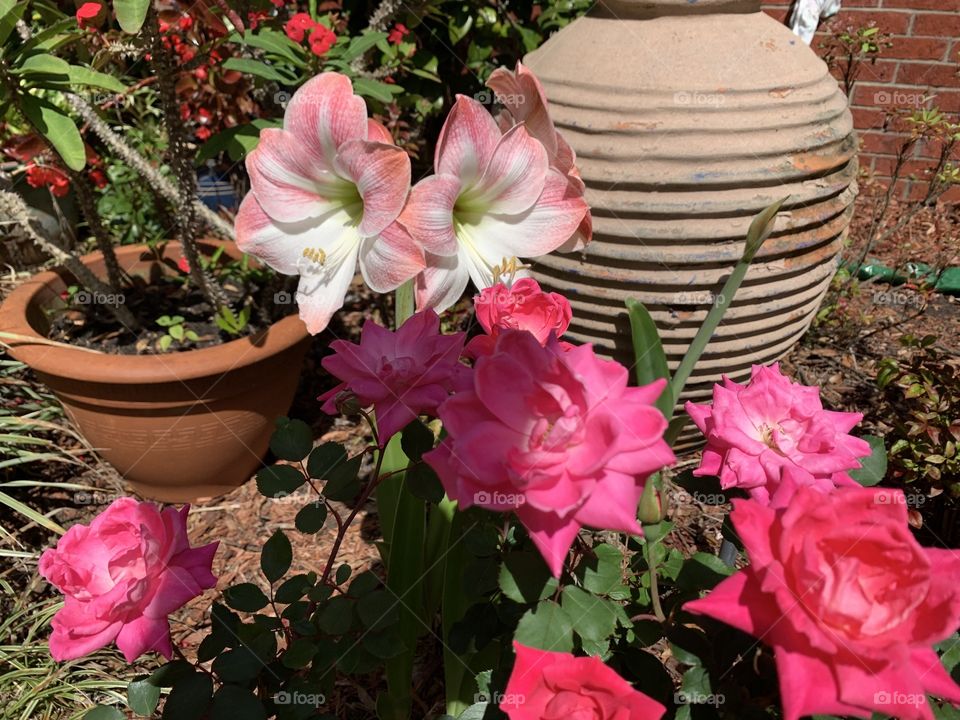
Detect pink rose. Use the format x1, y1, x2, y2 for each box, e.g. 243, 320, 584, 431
38, 498, 218, 663
685, 363, 871, 505
685, 486, 960, 720
319, 310, 468, 444
466, 278, 572, 357
501, 642, 666, 720
425, 330, 674, 576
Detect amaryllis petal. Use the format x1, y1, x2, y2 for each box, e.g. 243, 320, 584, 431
284, 72, 367, 165
399, 174, 462, 256
434, 95, 501, 185
462, 123, 548, 215
247, 128, 342, 222
235, 194, 311, 274
366, 118, 394, 145
467, 169, 588, 259
335, 139, 411, 237
415, 251, 470, 313
486, 61, 558, 157
295, 234, 361, 334
358, 222, 425, 293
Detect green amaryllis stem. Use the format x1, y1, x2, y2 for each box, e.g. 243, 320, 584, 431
379, 280, 423, 719
442, 511, 474, 717
394, 279, 415, 329
664, 197, 787, 445
379, 434, 425, 720
424, 495, 456, 621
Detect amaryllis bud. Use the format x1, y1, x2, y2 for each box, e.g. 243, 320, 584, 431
637, 478, 664, 526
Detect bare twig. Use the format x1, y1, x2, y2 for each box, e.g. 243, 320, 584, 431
144, 9, 229, 311
0, 191, 136, 328
66, 93, 235, 241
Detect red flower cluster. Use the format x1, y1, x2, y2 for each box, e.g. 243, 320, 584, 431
26, 166, 70, 197
283, 13, 336, 57
20, 144, 107, 196
75, 2, 103, 30
387, 23, 409, 45
160, 15, 197, 64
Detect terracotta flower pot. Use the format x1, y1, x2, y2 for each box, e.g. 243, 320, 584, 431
0, 241, 311, 502
525, 0, 857, 447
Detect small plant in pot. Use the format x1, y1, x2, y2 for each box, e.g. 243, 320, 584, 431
0, 1, 317, 501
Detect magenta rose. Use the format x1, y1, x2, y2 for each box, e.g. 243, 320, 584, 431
685, 363, 871, 505
39, 498, 218, 662
501, 642, 666, 720
466, 278, 573, 357
685, 486, 960, 720
319, 309, 468, 444
425, 330, 674, 576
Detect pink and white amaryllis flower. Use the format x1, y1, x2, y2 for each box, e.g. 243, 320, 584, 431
235, 72, 422, 334
318, 310, 469, 445
486, 61, 592, 251
425, 330, 675, 576
685, 363, 872, 506
402, 94, 589, 313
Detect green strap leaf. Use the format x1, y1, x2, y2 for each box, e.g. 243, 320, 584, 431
222, 57, 295, 83
625, 297, 673, 417
19, 95, 85, 171
67, 66, 127, 93
14, 54, 71, 80
352, 76, 404, 104
0, 0, 26, 48
114, 0, 151, 34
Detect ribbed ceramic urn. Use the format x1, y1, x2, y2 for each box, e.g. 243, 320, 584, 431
525, 0, 857, 446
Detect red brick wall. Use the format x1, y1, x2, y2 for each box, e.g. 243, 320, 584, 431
762, 0, 960, 202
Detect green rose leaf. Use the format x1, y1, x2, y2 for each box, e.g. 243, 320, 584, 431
256, 464, 306, 498
306, 442, 348, 478
146, 660, 194, 687
357, 590, 399, 630
316, 595, 354, 635
295, 502, 327, 533
127, 676, 161, 715
514, 600, 574, 653
575, 543, 623, 595
210, 684, 267, 720
401, 419, 434, 461
224, 583, 270, 612
322, 455, 363, 501
84, 707, 125, 720
849, 435, 887, 486
406, 462, 444, 503
161, 672, 213, 720
676, 552, 734, 592
275, 574, 314, 603
559, 586, 618, 642
281, 638, 318, 669
270, 417, 314, 461
500, 552, 557, 604
261, 530, 292, 583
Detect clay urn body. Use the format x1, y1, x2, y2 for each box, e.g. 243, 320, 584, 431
525, 0, 857, 446
0, 241, 310, 502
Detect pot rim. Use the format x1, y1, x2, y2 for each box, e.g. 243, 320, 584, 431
0, 241, 310, 385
